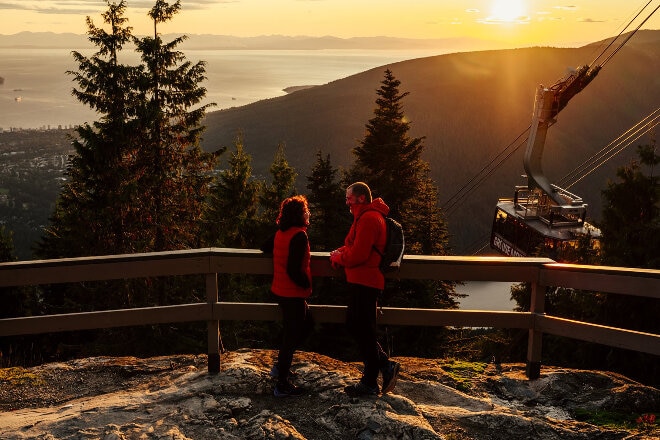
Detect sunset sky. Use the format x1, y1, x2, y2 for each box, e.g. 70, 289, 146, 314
1, 0, 659, 47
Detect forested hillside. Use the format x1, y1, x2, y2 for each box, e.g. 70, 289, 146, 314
202, 30, 660, 254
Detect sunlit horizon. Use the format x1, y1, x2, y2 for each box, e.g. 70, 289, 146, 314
1, 1, 658, 49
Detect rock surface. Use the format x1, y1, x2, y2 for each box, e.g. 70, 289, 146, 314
1, 349, 658, 439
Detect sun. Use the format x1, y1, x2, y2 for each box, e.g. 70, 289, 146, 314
490, 0, 527, 23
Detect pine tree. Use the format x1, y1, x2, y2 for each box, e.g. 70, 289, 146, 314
305, 150, 351, 251
204, 133, 260, 248
348, 69, 426, 219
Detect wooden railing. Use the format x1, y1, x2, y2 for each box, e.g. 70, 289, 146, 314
1, 248, 658, 378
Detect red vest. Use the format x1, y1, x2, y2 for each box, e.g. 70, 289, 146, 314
271, 227, 312, 298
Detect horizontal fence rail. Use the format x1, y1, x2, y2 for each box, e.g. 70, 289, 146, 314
1, 248, 658, 377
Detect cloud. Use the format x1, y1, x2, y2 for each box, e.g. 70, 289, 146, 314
465, 9, 480, 14
578, 18, 606, 23
0, 0, 229, 14
553, 5, 578, 11
0, 1, 91, 13
478, 16, 531, 25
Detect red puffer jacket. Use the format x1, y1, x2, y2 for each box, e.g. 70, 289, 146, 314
334, 198, 389, 290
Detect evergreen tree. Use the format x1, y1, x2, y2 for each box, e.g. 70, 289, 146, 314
342, 69, 459, 358
30, 1, 216, 358
303, 151, 355, 358
598, 142, 659, 334
132, 0, 217, 252
600, 143, 659, 269
402, 163, 451, 256
0, 225, 22, 319
0, 219, 42, 367
38, 0, 138, 258
305, 150, 351, 251
0, 225, 14, 263
348, 69, 426, 219
258, 143, 297, 240
597, 142, 659, 385
347, 69, 452, 261
204, 133, 260, 248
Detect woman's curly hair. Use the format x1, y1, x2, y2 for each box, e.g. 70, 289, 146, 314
276, 195, 309, 231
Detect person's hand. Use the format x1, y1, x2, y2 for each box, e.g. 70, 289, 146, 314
329, 250, 342, 269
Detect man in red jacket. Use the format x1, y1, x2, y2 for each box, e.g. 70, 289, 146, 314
330, 182, 400, 397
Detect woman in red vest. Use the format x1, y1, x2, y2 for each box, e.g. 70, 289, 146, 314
261, 195, 313, 397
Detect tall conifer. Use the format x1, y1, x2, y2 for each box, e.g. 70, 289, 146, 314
38, 0, 138, 258
132, 0, 216, 252
204, 133, 260, 248
344, 69, 459, 357
36, 0, 217, 320
258, 143, 297, 239
349, 69, 425, 219
306, 150, 350, 251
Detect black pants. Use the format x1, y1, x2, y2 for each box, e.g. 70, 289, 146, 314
345, 283, 389, 388
274, 293, 314, 384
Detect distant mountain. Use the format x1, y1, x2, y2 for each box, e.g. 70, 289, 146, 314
0, 31, 502, 51
0, 32, 88, 49
201, 30, 660, 254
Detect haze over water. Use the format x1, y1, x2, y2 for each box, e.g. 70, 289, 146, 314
0, 48, 444, 130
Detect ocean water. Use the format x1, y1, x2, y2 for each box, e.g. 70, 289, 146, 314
0, 48, 444, 130
456, 281, 515, 311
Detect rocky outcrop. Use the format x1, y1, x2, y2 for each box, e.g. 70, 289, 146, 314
0, 350, 657, 439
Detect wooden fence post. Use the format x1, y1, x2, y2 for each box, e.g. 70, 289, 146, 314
206, 273, 221, 373
526, 279, 546, 379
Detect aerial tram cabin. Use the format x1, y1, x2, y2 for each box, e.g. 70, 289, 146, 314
491, 185, 600, 257
490, 65, 602, 258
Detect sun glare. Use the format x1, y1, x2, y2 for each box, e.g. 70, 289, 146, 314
490, 0, 527, 23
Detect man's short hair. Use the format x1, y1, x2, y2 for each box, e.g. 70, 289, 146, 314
348, 181, 372, 203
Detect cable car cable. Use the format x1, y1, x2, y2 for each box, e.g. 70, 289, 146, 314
444, 138, 525, 218
558, 108, 660, 186
598, 3, 660, 68
563, 115, 660, 189
558, 109, 660, 188
589, 0, 657, 68
441, 126, 529, 213
565, 122, 658, 188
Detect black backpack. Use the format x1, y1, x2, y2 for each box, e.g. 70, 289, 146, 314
373, 216, 405, 273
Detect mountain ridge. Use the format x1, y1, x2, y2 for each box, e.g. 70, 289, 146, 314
0, 31, 507, 52
200, 30, 660, 254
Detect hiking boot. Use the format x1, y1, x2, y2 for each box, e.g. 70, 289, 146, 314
381, 361, 400, 394
344, 381, 379, 397
274, 381, 305, 397
269, 363, 298, 379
